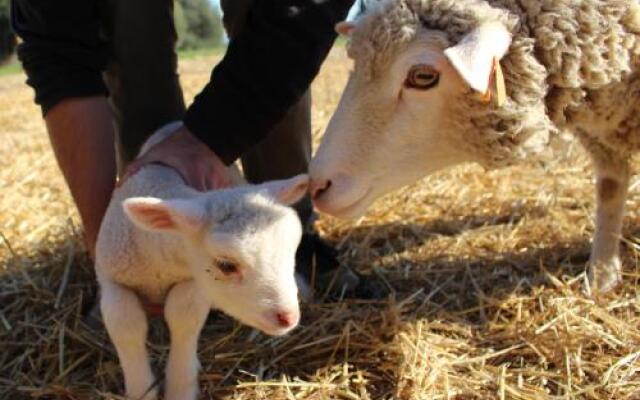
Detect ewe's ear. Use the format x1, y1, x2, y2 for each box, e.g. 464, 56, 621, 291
261, 174, 309, 206
335, 21, 356, 36
444, 22, 511, 94
123, 197, 205, 233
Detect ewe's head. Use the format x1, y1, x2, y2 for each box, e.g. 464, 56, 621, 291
310, 0, 550, 219
123, 175, 309, 336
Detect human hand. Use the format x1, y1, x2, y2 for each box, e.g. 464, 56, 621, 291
119, 125, 231, 191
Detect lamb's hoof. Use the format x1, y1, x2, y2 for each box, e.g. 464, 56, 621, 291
587, 259, 622, 295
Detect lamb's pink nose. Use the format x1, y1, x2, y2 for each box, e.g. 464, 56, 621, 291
275, 311, 298, 328
310, 179, 332, 200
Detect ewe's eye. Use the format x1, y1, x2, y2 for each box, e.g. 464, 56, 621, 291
405, 64, 440, 90
213, 258, 239, 275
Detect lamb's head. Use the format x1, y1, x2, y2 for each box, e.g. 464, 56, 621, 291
310, 0, 550, 219
123, 175, 309, 336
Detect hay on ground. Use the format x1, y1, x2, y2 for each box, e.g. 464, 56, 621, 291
1, 48, 639, 399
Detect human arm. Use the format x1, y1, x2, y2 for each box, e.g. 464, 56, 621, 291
12, 0, 114, 257
183, 0, 355, 165
123, 0, 355, 189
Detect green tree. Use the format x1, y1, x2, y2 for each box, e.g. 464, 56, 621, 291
174, 1, 190, 49
175, 0, 223, 51
0, 0, 17, 64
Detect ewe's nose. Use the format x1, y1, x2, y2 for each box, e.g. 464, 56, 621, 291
275, 311, 299, 328
310, 179, 332, 200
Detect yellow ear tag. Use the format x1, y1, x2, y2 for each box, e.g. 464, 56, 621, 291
480, 66, 493, 103
493, 57, 506, 107
480, 87, 492, 103
479, 57, 506, 106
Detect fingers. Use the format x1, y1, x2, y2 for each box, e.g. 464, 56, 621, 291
208, 170, 229, 191
119, 158, 230, 192
167, 155, 207, 192
197, 171, 209, 193
204, 173, 216, 192
118, 161, 143, 188
115, 125, 231, 192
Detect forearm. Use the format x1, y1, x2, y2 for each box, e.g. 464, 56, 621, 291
184, 0, 355, 165
46, 97, 116, 258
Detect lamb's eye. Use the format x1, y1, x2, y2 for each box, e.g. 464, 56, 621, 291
213, 259, 239, 275
405, 64, 440, 90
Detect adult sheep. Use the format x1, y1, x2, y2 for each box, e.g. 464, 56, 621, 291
309, 0, 640, 293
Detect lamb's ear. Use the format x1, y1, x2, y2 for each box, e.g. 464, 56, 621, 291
123, 197, 205, 233
444, 22, 511, 94
261, 174, 309, 206
335, 21, 356, 36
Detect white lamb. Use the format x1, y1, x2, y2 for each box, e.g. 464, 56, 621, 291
95, 123, 309, 400
310, 0, 640, 293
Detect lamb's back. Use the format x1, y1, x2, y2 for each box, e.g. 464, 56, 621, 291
95, 166, 195, 303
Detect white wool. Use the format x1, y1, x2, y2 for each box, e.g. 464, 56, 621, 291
310, 0, 640, 295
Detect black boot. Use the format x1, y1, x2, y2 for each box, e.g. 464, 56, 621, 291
295, 231, 362, 299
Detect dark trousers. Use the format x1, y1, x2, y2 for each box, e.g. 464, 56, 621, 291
102, 0, 313, 224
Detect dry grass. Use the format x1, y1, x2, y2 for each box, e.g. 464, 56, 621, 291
1, 48, 640, 400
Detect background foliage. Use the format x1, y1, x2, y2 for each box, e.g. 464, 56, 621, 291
174, 0, 224, 51
0, 0, 16, 64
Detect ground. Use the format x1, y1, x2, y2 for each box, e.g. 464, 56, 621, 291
1, 48, 640, 399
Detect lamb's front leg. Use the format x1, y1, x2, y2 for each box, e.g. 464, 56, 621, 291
589, 152, 630, 294
100, 280, 156, 400
164, 281, 210, 400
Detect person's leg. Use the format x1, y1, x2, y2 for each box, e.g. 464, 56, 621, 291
80, 0, 186, 327
241, 94, 314, 223
221, 0, 361, 294
220, 0, 251, 39
221, 0, 313, 223
103, 0, 186, 174
45, 97, 117, 260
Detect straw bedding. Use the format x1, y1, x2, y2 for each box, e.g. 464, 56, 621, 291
1, 48, 639, 399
